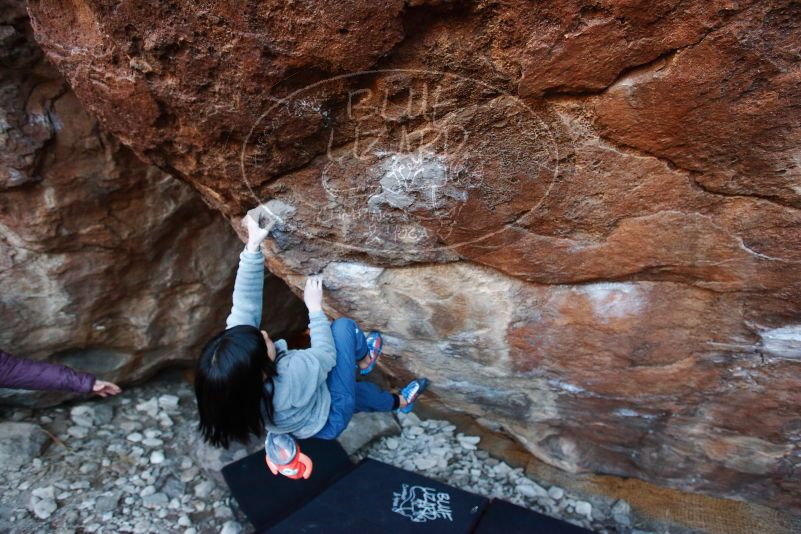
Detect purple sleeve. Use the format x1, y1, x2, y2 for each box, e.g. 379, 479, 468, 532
0, 350, 96, 393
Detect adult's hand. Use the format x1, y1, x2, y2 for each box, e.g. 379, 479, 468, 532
92, 380, 121, 397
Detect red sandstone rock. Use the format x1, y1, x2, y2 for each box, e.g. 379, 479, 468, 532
0, 2, 306, 406
25, 0, 801, 510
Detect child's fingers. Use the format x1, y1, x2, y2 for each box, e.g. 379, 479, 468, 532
265, 459, 278, 475
300, 453, 313, 479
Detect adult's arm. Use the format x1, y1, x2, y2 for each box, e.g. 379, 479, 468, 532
0, 350, 95, 393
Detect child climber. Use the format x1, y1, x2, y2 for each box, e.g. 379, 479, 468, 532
194, 211, 428, 479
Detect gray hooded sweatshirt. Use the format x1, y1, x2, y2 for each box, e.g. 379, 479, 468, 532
225, 248, 336, 439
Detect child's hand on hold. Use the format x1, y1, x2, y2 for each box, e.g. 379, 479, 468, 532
304, 276, 324, 313
244, 210, 274, 252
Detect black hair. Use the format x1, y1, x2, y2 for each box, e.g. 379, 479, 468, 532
194, 325, 278, 448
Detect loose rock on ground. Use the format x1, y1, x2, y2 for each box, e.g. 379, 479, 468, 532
0, 372, 246, 534
0, 372, 645, 533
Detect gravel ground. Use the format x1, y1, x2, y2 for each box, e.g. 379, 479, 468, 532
0, 372, 645, 533
359, 412, 642, 533
0, 374, 246, 534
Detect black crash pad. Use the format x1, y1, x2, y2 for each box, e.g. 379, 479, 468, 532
268, 459, 488, 533
474, 499, 594, 534
221, 438, 353, 531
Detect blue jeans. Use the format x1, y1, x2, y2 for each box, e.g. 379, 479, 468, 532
313, 318, 395, 439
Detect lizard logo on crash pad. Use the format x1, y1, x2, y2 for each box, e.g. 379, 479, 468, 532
392, 483, 454, 523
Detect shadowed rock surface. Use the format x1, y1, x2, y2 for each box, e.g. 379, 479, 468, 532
0, 1, 306, 406
25, 0, 801, 510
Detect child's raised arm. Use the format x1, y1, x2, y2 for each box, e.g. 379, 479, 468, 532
225, 213, 273, 329
303, 276, 335, 363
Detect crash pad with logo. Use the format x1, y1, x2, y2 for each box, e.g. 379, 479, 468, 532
266, 458, 488, 533
221, 438, 353, 531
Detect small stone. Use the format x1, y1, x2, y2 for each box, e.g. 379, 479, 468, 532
96, 492, 120, 513
337, 412, 400, 454
611, 499, 631, 516
615, 513, 632, 526
67, 425, 89, 439
220, 520, 242, 534
70, 405, 95, 427
150, 450, 165, 464
184, 529, 197, 534
516, 482, 547, 499
162, 477, 185, 500
385, 437, 399, 450
32, 486, 56, 500
414, 457, 437, 470
142, 438, 164, 447
180, 467, 200, 483
430, 447, 449, 457
142, 492, 168, 509
29, 487, 57, 519
575, 501, 592, 517
194, 480, 215, 499
214, 504, 234, 519
492, 462, 512, 476
398, 412, 421, 427
78, 499, 95, 510
457, 435, 480, 445
135, 398, 159, 417
79, 462, 98, 475
126, 432, 143, 442
547, 486, 564, 500
178, 515, 191, 527
158, 394, 180, 410
94, 403, 114, 424
120, 421, 142, 432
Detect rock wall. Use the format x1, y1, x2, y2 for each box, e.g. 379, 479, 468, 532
25, 0, 801, 509
0, 1, 306, 406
